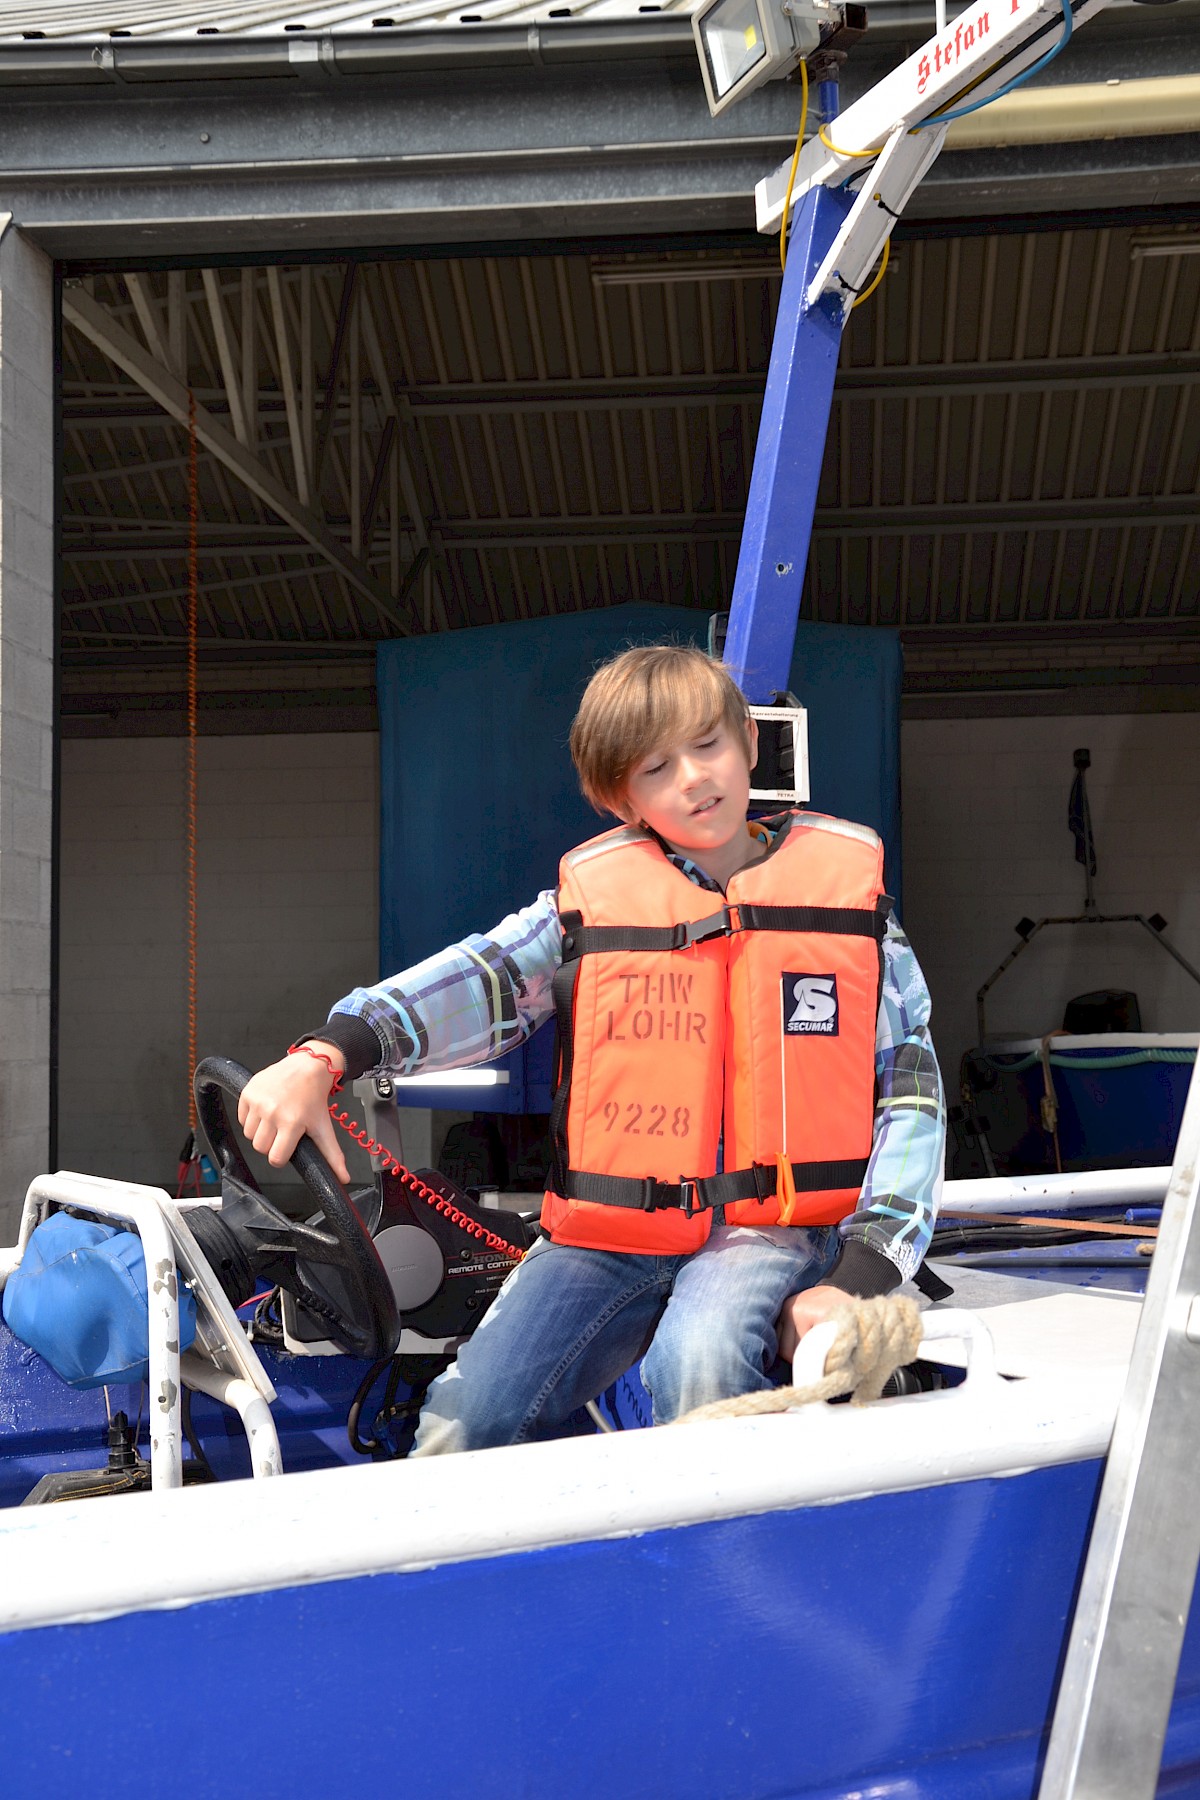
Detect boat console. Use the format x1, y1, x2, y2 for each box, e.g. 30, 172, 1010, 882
0, 1054, 536, 1499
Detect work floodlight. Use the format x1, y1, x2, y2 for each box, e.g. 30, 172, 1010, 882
692, 0, 833, 117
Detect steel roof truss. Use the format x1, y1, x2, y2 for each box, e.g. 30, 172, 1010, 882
62, 280, 415, 636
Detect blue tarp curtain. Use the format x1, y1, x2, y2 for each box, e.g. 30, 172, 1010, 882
377, 605, 901, 1112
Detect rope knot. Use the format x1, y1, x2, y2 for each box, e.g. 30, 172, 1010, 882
675, 1294, 924, 1425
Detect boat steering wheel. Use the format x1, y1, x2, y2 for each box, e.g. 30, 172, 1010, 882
192, 1056, 400, 1361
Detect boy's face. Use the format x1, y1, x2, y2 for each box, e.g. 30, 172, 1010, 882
620, 716, 758, 858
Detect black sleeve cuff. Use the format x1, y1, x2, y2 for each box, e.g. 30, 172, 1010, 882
295, 1016, 389, 1083
823, 1239, 903, 1299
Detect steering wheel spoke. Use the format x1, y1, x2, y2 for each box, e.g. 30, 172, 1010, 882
193, 1057, 400, 1361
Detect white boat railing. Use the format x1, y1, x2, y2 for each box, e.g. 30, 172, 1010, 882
943, 1166, 1170, 1214
0, 1172, 279, 1492
7, 1174, 185, 1489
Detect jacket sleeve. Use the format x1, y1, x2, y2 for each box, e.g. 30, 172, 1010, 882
823, 913, 946, 1296
307, 891, 564, 1081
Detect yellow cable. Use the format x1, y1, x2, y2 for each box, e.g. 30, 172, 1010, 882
818, 121, 881, 159
779, 60, 809, 276
851, 236, 890, 310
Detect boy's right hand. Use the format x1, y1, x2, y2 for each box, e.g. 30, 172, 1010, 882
237, 1043, 351, 1185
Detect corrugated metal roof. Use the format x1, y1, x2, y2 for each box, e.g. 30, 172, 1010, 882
2, 0, 694, 41
58, 222, 1200, 669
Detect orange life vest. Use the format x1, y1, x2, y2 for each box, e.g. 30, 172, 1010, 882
541, 811, 888, 1255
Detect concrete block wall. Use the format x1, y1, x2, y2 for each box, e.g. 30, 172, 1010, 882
57, 733, 380, 1189
0, 223, 55, 1237
902, 714, 1200, 1092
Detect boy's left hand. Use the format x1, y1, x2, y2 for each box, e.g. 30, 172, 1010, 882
777, 1284, 857, 1364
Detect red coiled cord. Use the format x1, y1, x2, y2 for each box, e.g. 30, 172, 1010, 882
327, 1100, 525, 1262
284, 1042, 525, 1261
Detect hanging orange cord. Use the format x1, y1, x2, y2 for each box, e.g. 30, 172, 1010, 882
176, 389, 201, 1200
185, 389, 200, 1134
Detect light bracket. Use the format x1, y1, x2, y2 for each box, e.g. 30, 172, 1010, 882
693, 0, 836, 117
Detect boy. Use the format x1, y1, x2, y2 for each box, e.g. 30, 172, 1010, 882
240, 644, 943, 1449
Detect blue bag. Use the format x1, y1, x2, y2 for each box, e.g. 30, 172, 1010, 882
2, 1211, 197, 1388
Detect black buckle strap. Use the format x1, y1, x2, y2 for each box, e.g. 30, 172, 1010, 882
736, 904, 887, 940
674, 909, 730, 949
561, 910, 732, 960
548, 929, 583, 1194
562, 1170, 702, 1214
913, 1263, 954, 1303
693, 1156, 869, 1208
557, 1157, 868, 1216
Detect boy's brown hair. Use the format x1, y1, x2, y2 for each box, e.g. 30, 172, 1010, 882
570, 643, 753, 817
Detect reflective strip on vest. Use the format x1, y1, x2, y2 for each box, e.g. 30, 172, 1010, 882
541, 812, 886, 1256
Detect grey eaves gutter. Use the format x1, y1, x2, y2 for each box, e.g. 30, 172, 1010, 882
0, 18, 697, 86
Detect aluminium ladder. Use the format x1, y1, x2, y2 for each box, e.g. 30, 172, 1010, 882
1039, 1052, 1200, 1798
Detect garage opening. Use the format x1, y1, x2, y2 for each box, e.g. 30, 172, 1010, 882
53, 219, 1200, 1196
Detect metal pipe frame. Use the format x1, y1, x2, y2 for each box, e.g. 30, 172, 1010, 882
179, 1355, 282, 1481
3, 1174, 185, 1491
977, 914, 1200, 1042
943, 1167, 1173, 1215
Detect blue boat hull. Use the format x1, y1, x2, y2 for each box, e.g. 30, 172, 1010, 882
2, 1458, 1200, 1799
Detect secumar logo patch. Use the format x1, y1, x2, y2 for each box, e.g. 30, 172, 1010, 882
782, 973, 839, 1036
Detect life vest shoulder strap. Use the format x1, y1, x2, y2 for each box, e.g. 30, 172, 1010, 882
559, 899, 890, 962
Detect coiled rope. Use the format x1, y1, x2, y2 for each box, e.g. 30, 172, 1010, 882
675, 1293, 924, 1424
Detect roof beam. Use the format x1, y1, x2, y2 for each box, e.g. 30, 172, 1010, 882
59, 351, 1200, 431
360, 415, 396, 561
62, 281, 414, 635
358, 271, 446, 630
314, 265, 357, 498
265, 266, 311, 505
62, 492, 1200, 561
124, 274, 172, 371
201, 269, 250, 448
62, 555, 346, 620
167, 271, 187, 381
64, 522, 409, 553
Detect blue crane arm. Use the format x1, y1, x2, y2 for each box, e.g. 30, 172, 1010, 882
721, 184, 855, 703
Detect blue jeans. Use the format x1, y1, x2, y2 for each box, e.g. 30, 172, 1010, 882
411, 1225, 839, 1455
